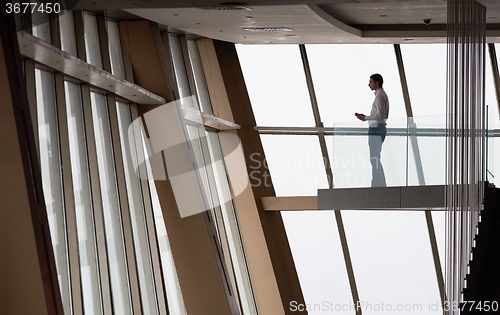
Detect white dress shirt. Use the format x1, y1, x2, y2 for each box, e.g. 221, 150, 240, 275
365, 87, 389, 126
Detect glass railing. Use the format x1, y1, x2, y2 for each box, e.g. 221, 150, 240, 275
330, 113, 500, 189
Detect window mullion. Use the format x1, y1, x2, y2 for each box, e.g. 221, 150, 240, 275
54, 72, 82, 315
80, 84, 113, 314
179, 36, 199, 109
106, 94, 144, 315
129, 103, 170, 315
96, 15, 112, 73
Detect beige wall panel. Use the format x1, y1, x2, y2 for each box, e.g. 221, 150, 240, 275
197, 38, 235, 123
261, 196, 318, 211
118, 20, 173, 102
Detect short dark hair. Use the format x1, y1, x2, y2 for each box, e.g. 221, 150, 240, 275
370, 73, 383, 87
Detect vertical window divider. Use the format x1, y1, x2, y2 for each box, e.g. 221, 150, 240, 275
97, 15, 112, 73
23, 10, 33, 34
179, 36, 198, 103
50, 12, 61, 50
198, 129, 240, 302
25, 59, 38, 154
80, 83, 113, 315
106, 94, 143, 315
129, 104, 169, 315
160, 31, 179, 100
73, 11, 86, 62
54, 72, 82, 315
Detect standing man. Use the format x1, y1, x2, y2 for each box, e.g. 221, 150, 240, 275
355, 73, 389, 187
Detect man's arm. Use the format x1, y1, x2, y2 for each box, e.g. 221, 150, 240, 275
355, 113, 366, 121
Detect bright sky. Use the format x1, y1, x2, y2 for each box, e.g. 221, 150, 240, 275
235, 43, 500, 314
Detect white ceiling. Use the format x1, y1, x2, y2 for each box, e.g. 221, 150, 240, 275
77, 0, 500, 44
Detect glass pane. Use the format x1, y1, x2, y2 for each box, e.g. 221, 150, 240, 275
60, 12, 77, 56
170, 36, 192, 102
90, 92, 132, 315
407, 115, 446, 186
343, 211, 441, 314
116, 102, 158, 315
65, 81, 102, 314
236, 44, 315, 127
259, 135, 329, 196
135, 117, 188, 315
107, 20, 126, 79
183, 124, 245, 311
84, 13, 103, 69
150, 179, 187, 315
328, 117, 408, 188
206, 131, 257, 314
36, 69, 72, 314
400, 44, 447, 116
187, 39, 213, 114
328, 115, 447, 188
283, 211, 353, 315
306, 44, 405, 125
185, 124, 213, 208
32, 15, 51, 43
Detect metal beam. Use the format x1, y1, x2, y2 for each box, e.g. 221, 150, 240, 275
298, 45, 332, 186
17, 31, 166, 105
394, 44, 414, 118
262, 196, 317, 211
254, 125, 454, 137
262, 185, 447, 211
317, 186, 445, 210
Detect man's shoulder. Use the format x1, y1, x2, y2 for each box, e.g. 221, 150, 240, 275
375, 88, 388, 98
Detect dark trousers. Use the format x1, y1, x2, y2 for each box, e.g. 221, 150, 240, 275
368, 123, 387, 187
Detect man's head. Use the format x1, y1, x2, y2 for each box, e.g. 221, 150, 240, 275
368, 73, 383, 90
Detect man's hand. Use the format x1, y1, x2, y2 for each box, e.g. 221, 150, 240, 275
355, 113, 366, 121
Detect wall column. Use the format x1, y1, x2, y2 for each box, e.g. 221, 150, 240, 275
0, 10, 63, 315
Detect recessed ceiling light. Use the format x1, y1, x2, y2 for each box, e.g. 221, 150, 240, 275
243, 27, 294, 32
